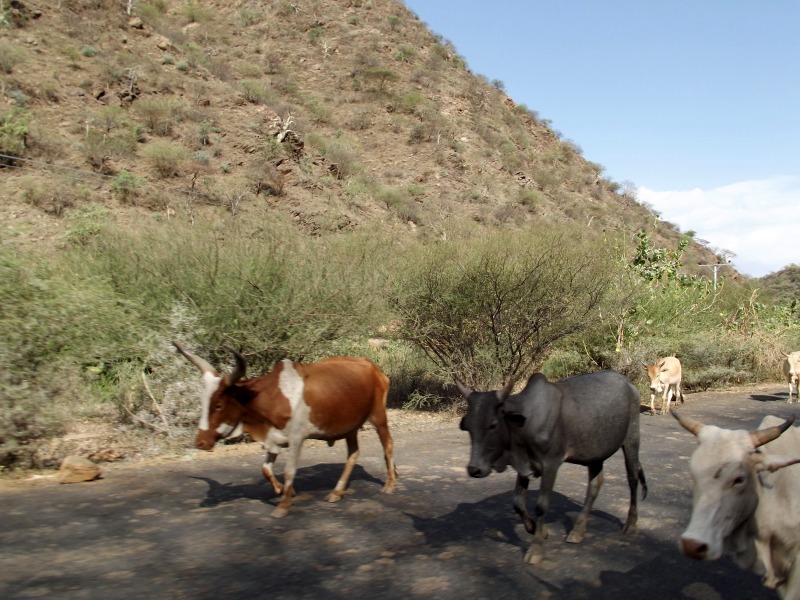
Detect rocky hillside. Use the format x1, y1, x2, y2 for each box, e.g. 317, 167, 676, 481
1, 0, 722, 273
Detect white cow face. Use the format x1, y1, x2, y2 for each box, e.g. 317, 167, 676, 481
680, 426, 759, 560
674, 411, 800, 563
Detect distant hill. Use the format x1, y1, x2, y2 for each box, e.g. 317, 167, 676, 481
759, 264, 800, 304
1, 0, 723, 276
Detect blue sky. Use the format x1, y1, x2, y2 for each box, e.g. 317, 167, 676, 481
402, 1, 800, 277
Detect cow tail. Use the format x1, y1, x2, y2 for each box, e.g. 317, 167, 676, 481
638, 463, 648, 501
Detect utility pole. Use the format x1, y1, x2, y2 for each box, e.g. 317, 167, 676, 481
698, 264, 728, 290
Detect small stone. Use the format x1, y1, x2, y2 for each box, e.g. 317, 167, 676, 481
59, 455, 101, 484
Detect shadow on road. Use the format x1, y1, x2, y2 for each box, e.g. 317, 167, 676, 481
552, 533, 773, 599
191, 463, 385, 508
406, 488, 623, 559
752, 391, 789, 403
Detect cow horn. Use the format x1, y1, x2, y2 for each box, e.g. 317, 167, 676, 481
455, 379, 473, 399
224, 347, 247, 386
496, 379, 514, 402
671, 409, 704, 436
173, 341, 218, 376
750, 415, 796, 448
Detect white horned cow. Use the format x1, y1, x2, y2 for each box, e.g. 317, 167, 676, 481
174, 342, 397, 518
643, 356, 684, 415
783, 351, 800, 403
673, 409, 800, 598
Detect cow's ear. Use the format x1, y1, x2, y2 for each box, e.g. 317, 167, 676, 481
504, 412, 526, 428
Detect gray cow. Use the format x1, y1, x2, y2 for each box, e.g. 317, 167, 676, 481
457, 371, 647, 564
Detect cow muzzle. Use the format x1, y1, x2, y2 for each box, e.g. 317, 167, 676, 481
680, 536, 710, 560
467, 464, 490, 478
195, 429, 220, 451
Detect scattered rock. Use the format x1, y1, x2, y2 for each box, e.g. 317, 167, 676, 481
58, 455, 102, 484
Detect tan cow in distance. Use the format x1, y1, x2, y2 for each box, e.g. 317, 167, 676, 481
643, 356, 684, 415
783, 351, 800, 403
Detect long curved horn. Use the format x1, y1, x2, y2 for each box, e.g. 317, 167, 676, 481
224, 347, 247, 386
671, 409, 704, 436
455, 379, 473, 399
750, 415, 796, 448
173, 341, 218, 376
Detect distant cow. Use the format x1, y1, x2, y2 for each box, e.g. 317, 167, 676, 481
643, 356, 685, 415
673, 410, 800, 597
174, 342, 397, 518
783, 351, 800, 403
457, 371, 647, 565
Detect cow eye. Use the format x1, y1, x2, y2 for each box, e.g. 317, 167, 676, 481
213, 402, 223, 411
488, 420, 497, 430
732, 475, 745, 487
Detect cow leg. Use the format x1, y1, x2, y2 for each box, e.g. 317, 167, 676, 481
524, 468, 557, 565
649, 392, 656, 416
513, 474, 534, 534
272, 442, 303, 518
780, 559, 800, 598
370, 410, 397, 494
754, 537, 781, 588
661, 388, 674, 415
676, 381, 685, 405
621, 444, 644, 533
261, 451, 284, 495
567, 461, 603, 544
326, 432, 359, 503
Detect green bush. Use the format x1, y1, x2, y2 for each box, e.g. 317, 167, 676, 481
142, 140, 187, 177
324, 142, 361, 179
0, 245, 150, 467
135, 97, 184, 136
240, 80, 273, 104
0, 39, 24, 73
184, 1, 212, 23
390, 225, 615, 389
110, 171, 141, 204
0, 106, 30, 159
83, 126, 138, 172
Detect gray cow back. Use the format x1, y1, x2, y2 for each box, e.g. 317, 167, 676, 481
503, 371, 641, 466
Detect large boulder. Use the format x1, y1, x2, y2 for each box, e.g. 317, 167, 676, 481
58, 455, 102, 484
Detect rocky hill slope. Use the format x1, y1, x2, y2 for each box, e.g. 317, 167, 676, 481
1, 0, 723, 273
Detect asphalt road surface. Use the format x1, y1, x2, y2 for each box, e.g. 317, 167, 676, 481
1, 385, 796, 599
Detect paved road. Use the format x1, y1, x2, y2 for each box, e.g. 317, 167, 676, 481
1, 386, 796, 599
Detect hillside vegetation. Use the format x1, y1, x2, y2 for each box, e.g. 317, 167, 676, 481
1, 0, 799, 469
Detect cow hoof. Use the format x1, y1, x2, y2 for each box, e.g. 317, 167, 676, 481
271, 506, 290, 518
524, 543, 544, 565
381, 484, 396, 495
566, 531, 584, 544
325, 492, 344, 503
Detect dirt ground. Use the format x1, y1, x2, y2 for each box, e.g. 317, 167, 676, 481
0, 385, 793, 599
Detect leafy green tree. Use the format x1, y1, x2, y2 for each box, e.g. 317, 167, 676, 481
391, 227, 614, 389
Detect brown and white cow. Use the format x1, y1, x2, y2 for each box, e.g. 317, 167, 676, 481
783, 351, 800, 403
643, 356, 684, 415
673, 410, 800, 598
174, 342, 397, 518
